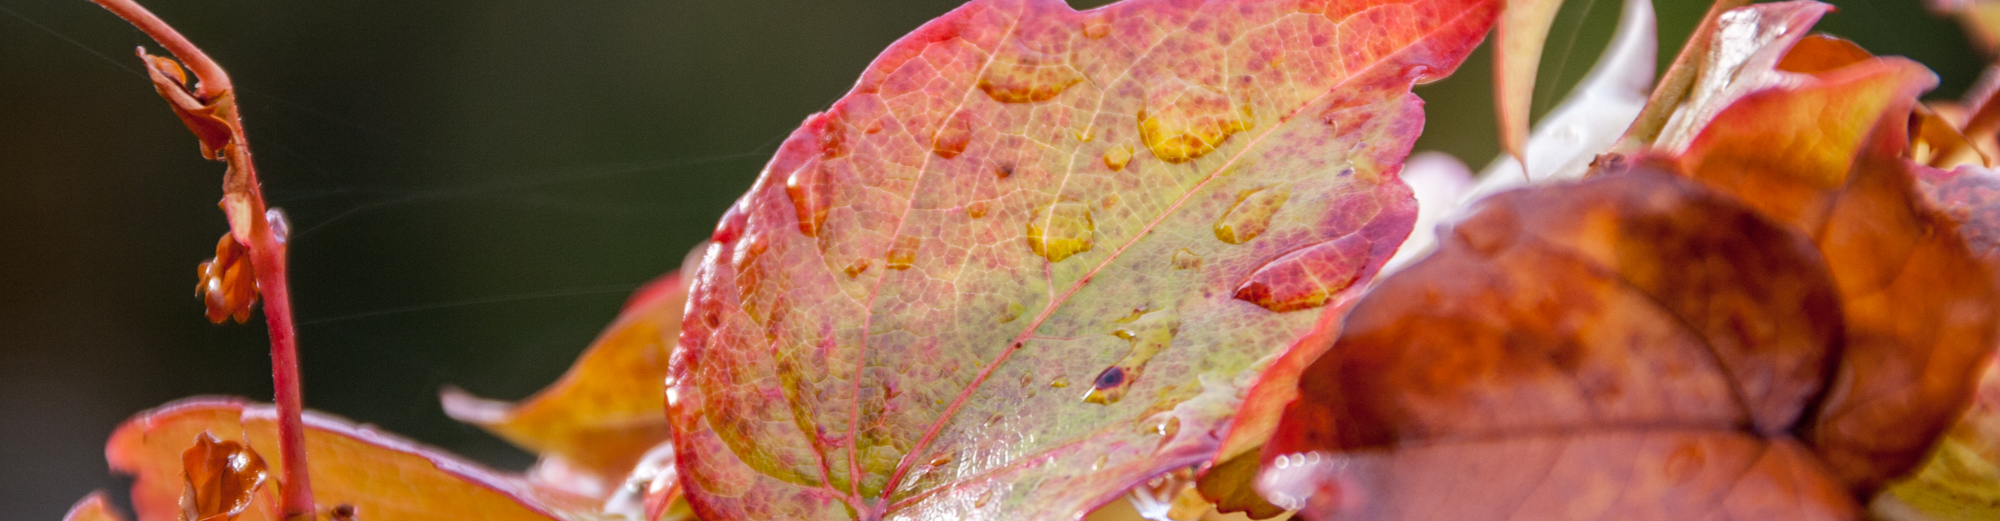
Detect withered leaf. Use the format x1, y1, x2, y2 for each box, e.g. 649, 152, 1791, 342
179, 432, 268, 521
1673, 45, 1998, 491
1262, 167, 1857, 520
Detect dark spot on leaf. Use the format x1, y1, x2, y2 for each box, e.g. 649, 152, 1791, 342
1094, 366, 1126, 389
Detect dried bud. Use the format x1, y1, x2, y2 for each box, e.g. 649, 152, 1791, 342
195, 234, 258, 323
179, 433, 268, 521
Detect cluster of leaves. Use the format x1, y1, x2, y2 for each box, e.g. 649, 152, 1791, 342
56, 0, 2000, 520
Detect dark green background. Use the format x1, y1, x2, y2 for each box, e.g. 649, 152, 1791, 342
0, 0, 1978, 519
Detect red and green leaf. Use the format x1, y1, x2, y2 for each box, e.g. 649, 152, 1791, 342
666, 0, 1499, 519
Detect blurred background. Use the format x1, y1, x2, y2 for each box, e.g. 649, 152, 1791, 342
0, 0, 1981, 518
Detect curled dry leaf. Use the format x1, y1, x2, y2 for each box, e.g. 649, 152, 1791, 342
443, 270, 690, 499
1876, 164, 2000, 519
195, 234, 258, 324
1262, 167, 1859, 520
180, 432, 268, 521
1671, 41, 2000, 491
108, 398, 604, 521
667, 0, 1499, 519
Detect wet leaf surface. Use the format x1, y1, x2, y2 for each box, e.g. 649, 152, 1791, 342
666, 0, 1499, 519
108, 398, 606, 521
179, 433, 267, 521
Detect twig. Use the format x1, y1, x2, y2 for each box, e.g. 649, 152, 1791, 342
85, 1, 315, 518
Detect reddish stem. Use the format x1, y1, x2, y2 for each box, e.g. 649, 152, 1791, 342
87, 1, 315, 518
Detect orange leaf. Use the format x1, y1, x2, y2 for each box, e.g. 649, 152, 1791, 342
1673, 48, 2000, 491
1263, 167, 1858, 519
179, 433, 267, 521
61, 493, 130, 521
108, 398, 598, 521
1652, 1, 1835, 153
443, 270, 689, 499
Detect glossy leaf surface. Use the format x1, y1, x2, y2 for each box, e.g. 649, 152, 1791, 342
666, 1, 1499, 520
1263, 168, 1858, 520
445, 270, 690, 499
1651, 0, 1832, 153
108, 398, 605, 521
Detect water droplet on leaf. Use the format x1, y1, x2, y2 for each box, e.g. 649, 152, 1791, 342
1213, 185, 1290, 244
1025, 202, 1094, 262
785, 160, 833, 237
1103, 144, 1133, 171
1000, 301, 1025, 323
977, 41, 1083, 104
1234, 235, 1371, 312
932, 109, 974, 159
886, 235, 921, 270
1138, 84, 1253, 163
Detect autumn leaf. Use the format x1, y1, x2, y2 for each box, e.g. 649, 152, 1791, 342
665, 0, 1498, 520
443, 269, 691, 499
107, 398, 605, 521
179, 432, 268, 521
1493, 0, 1564, 172
1670, 37, 1998, 492
1650, 0, 1833, 154
61, 493, 129, 521
1261, 166, 1860, 520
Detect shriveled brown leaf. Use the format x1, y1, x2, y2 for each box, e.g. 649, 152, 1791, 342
1262, 167, 1856, 520
179, 433, 267, 521
1673, 47, 2000, 491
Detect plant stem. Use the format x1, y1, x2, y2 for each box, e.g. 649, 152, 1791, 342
86, 1, 315, 518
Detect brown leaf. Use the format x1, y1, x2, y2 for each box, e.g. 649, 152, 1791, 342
1262, 167, 1856, 519
194, 234, 257, 324
1674, 49, 1999, 491
179, 433, 268, 521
